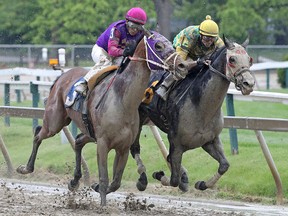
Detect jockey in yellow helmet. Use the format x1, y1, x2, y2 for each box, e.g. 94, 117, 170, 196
156, 15, 224, 100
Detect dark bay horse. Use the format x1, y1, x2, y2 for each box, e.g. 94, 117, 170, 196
16, 31, 188, 206
130, 36, 255, 192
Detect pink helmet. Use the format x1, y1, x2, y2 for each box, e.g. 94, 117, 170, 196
126, 7, 147, 25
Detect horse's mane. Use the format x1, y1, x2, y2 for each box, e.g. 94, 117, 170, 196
169, 45, 228, 106
187, 45, 227, 77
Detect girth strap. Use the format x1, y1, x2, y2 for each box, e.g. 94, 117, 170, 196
82, 97, 95, 139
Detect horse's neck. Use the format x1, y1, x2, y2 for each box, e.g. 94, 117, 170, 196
196, 56, 229, 118
116, 60, 150, 109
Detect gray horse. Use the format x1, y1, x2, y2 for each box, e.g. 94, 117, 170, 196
16, 31, 188, 206
130, 36, 255, 192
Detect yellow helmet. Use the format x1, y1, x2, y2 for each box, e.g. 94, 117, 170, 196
199, 15, 219, 37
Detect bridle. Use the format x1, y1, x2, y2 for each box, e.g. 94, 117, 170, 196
129, 34, 185, 79
207, 45, 251, 90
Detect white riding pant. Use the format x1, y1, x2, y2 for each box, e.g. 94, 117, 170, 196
84, 44, 113, 81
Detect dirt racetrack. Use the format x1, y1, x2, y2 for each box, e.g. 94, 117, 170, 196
0, 70, 286, 215
1, 177, 288, 216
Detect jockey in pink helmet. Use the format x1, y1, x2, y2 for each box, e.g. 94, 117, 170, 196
126, 7, 147, 25
65, 7, 147, 106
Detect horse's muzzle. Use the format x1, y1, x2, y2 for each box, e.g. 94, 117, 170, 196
237, 70, 255, 95
173, 62, 189, 80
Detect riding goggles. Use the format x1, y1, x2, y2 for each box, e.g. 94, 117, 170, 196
201, 35, 216, 42
127, 21, 143, 31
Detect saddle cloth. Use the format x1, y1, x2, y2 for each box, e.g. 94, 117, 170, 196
65, 65, 119, 108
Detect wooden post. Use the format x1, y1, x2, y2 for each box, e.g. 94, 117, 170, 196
14, 75, 21, 103
225, 94, 239, 154
30, 82, 39, 129
0, 133, 13, 176
266, 69, 270, 90
255, 130, 283, 205
285, 68, 288, 89
4, 83, 10, 126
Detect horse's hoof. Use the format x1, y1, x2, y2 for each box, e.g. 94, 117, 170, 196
68, 180, 80, 191
136, 172, 148, 191
170, 179, 179, 187
195, 181, 208, 190
179, 172, 189, 192
179, 182, 189, 192
91, 183, 99, 192
136, 181, 147, 191
152, 171, 165, 181
16, 165, 31, 174
169, 173, 180, 187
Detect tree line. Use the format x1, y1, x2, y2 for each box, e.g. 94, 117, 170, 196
0, 0, 287, 45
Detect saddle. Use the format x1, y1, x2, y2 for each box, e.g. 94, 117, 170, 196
87, 65, 119, 90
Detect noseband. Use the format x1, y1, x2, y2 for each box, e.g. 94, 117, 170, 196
129, 35, 184, 78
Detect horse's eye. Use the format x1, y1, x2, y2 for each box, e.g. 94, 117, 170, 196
155, 42, 164, 51
229, 56, 236, 64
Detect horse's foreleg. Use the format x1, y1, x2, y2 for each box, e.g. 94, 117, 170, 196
107, 149, 129, 194
134, 153, 148, 191
68, 133, 92, 191
92, 140, 109, 206
130, 126, 147, 191
169, 143, 183, 188
152, 162, 189, 192
195, 137, 230, 190
17, 126, 45, 174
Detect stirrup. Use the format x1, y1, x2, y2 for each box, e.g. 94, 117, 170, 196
75, 82, 87, 96
65, 91, 78, 107
156, 86, 168, 101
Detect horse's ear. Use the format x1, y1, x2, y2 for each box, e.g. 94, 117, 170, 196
155, 22, 160, 32
223, 34, 234, 49
241, 37, 249, 48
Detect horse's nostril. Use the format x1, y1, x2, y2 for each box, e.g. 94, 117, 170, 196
243, 82, 249, 86
243, 81, 254, 87
178, 63, 186, 70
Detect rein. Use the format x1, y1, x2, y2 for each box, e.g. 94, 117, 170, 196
129, 35, 184, 78
208, 64, 229, 81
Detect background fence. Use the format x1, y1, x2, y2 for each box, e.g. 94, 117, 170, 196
0, 44, 92, 68
1, 44, 288, 69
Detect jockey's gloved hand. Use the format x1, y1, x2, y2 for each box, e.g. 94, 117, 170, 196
123, 40, 137, 57
196, 58, 205, 66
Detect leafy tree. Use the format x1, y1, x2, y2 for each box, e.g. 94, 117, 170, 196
218, 0, 288, 44
26, 0, 155, 44
172, 0, 227, 39
153, 0, 173, 39
277, 54, 288, 88
1, 0, 287, 45
0, 0, 40, 44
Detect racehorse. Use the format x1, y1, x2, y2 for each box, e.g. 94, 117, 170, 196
130, 36, 255, 192
16, 30, 188, 206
